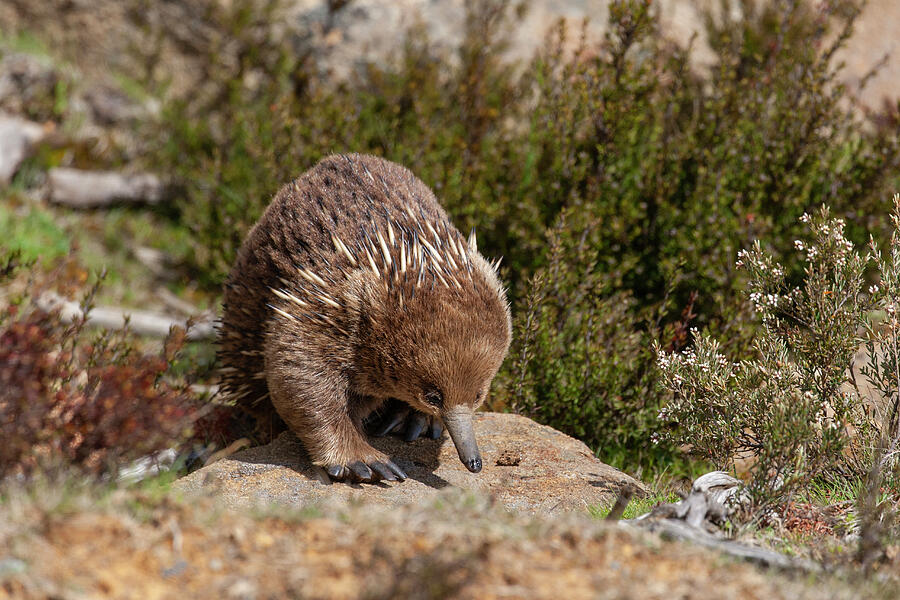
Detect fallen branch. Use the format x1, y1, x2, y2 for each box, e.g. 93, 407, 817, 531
627, 518, 818, 571
36, 291, 215, 340
623, 471, 819, 571
48, 168, 167, 208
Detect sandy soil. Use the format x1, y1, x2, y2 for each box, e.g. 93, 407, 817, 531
0, 486, 892, 600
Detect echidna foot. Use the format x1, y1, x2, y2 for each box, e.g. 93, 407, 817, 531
368, 399, 442, 441
326, 459, 407, 483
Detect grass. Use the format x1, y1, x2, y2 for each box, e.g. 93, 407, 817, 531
589, 490, 681, 520
0, 201, 70, 262
0, 185, 216, 310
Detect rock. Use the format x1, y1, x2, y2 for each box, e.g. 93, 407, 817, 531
0, 113, 47, 185
173, 412, 645, 516
3, 1, 897, 113
47, 167, 166, 208
283, 0, 900, 111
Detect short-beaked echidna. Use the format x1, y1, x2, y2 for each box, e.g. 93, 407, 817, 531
218, 154, 512, 482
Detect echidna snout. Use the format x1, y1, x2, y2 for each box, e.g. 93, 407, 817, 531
441, 405, 482, 473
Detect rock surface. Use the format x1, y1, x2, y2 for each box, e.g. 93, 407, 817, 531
173, 412, 644, 515
1, 1, 897, 112
276, 0, 900, 111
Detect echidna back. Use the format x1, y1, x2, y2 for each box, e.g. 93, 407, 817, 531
217, 154, 453, 440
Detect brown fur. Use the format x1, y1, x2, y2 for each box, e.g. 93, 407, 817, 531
218, 154, 511, 468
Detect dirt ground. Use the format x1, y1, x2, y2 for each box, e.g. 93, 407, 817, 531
0, 485, 894, 600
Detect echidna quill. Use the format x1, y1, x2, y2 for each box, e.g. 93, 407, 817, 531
218, 154, 512, 483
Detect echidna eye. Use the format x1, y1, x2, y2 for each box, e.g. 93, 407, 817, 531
424, 387, 443, 407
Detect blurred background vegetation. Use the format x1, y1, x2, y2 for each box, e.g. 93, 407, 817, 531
0, 0, 898, 481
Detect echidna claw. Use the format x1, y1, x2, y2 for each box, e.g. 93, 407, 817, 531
386, 460, 408, 480
371, 461, 398, 481
327, 464, 348, 481
325, 459, 407, 483
348, 461, 373, 482
367, 400, 443, 442
403, 412, 428, 441
371, 405, 410, 437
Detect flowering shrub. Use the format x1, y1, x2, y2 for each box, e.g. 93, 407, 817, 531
860, 199, 900, 455
655, 205, 879, 504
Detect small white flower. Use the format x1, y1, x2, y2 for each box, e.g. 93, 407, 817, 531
869, 284, 879, 295
794, 240, 804, 251
800, 213, 811, 224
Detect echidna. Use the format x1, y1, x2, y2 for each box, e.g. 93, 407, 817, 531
218, 154, 512, 483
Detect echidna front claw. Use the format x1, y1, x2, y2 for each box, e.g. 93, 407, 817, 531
348, 461, 374, 481
371, 461, 398, 481
324, 458, 407, 483
385, 460, 408, 480
327, 464, 348, 480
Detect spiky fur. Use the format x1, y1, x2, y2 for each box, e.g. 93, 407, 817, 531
218, 154, 511, 468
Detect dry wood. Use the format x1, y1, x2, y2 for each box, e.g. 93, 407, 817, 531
48, 168, 167, 208
624, 471, 819, 571
36, 291, 214, 340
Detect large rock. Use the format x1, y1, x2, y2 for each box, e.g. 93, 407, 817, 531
285, 0, 900, 111
2, 1, 897, 112
173, 412, 645, 515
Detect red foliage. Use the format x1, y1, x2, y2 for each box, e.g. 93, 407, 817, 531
0, 305, 200, 477
782, 501, 850, 537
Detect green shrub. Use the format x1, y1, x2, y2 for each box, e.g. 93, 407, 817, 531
505, 209, 678, 468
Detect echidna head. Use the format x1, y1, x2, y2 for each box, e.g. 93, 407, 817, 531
355, 258, 511, 473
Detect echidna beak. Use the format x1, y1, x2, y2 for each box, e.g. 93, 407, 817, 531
441, 406, 482, 473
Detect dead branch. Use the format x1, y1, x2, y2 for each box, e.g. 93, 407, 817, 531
36, 291, 215, 340
624, 471, 819, 571
48, 168, 167, 208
